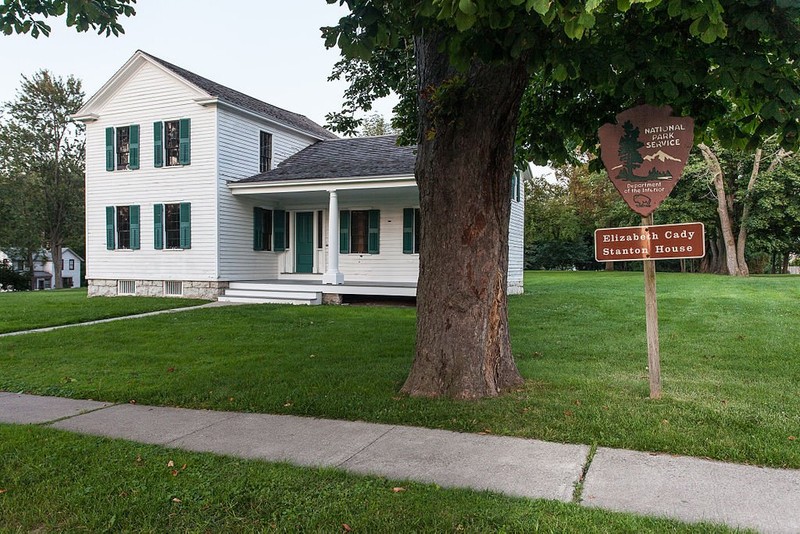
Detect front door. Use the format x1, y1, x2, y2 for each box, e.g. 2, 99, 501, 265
295, 211, 314, 273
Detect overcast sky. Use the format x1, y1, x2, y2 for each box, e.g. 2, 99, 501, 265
0, 1, 398, 129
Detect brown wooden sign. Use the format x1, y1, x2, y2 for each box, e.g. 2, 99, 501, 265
595, 222, 705, 262
598, 105, 694, 216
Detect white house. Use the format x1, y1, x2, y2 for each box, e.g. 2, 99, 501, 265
73, 51, 524, 304
0, 247, 83, 289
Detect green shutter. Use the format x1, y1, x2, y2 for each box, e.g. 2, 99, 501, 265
273, 209, 285, 252
130, 204, 140, 250
253, 207, 264, 250
105, 127, 114, 171
153, 204, 163, 250
179, 202, 191, 249
179, 118, 191, 165
105, 206, 115, 250
129, 124, 140, 170
368, 209, 380, 254
153, 121, 163, 168
339, 210, 350, 254
403, 208, 414, 254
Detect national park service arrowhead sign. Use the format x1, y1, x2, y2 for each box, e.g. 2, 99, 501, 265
598, 105, 694, 216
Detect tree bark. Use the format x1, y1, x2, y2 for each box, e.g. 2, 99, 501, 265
400, 31, 527, 399
734, 148, 763, 276
698, 143, 745, 276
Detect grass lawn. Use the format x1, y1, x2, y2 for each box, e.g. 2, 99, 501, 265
0, 288, 206, 334
1, 272, 798, 469
0, 424, 733, 533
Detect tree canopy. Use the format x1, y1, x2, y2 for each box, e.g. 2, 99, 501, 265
0, 0, 136, 37
325, 0, 800, 161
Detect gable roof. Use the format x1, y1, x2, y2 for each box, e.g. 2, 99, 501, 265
74, 50, 337, 141
236, 135, 416, 183
139, 51, 337, 141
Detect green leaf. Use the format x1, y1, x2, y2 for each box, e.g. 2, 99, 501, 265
458, 0, 478, 16
617, 0, 632, 12
667, 0, 681, 18
527, 0, 552, 16
553, 64, 568, 82
577, 12, 596, 29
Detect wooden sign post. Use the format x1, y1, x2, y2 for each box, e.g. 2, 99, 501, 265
598, 105, 695, 399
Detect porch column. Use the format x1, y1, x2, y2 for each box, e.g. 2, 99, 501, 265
322, 189, 344, 284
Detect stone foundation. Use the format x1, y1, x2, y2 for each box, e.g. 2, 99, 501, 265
87, 279, 229, 300
507, 280, 524, 295
322, 293, 343, 305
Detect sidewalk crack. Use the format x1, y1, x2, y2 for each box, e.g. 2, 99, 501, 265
572, 443, 597, 504
336, 425, 397, 468
40, 401, 122, 426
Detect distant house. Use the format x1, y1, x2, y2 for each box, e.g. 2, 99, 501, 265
72, 50, 525, 304
0, 248, 83, 289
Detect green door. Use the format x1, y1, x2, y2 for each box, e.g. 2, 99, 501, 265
295, 211, 314, 273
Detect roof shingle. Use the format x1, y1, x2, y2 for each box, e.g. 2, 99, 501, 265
141, 51, 337, 140
237, 135, 416, 183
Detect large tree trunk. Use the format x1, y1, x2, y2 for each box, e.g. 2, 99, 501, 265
400, 32, 527, 399
51, 241, 63, 289
698, 143, 745, 276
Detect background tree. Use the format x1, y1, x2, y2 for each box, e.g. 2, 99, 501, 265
524, 163, 629, 271
697, 143, 792, 275
359, 113, 396, 136
0, 70, 86, 288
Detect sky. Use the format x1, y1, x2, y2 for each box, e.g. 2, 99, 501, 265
0, 1, 398, 129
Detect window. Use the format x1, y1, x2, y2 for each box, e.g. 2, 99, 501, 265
154, 119, 190, 167
61, 259, 64, 271
105, 125, 139, 171
259, 131, 272, 173
403, 208, 421, 254
339, 210, 380, 254
165, 121, 180, 166
153, 203, 191, 249
164, 281, 183, 296
118, 280, 136, 295
117, 126, 130, 169
105, 205, 140, 250
69, 259, 75, 270
253, 207, 273, 251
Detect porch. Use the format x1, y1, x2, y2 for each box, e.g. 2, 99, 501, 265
218, 279, 417, 305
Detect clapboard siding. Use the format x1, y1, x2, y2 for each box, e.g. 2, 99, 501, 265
508, 187, 525, 293
85, 62, 218, 281
216, 107, 319, 280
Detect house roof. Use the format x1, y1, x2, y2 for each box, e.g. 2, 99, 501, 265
139, 51, 338, 141
236, 135, 416, 183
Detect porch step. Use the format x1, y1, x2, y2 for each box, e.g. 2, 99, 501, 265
218, 288, 322, 306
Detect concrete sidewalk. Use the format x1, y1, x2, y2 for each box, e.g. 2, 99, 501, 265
1, 392, 798, 533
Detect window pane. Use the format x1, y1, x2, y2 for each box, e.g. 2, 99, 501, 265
165, 203, 181, 248
259, 131, 272, 173
117, 126, 130, 169
350, 210, 369, 254
117, 206, 131, 249
165, 121, 180, 167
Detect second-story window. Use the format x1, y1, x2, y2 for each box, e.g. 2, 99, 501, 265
154, 119, 190, 168
260, 131, 272, 173
165, 120, 180, 166
116, 126, 130, 169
